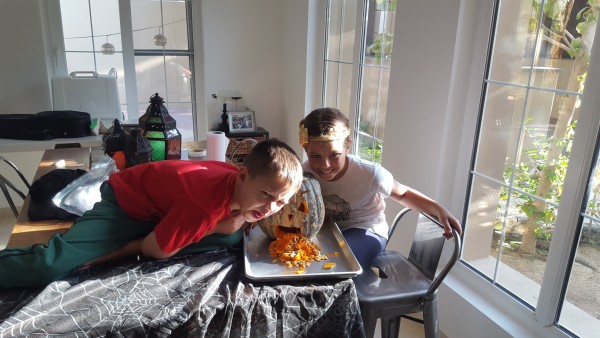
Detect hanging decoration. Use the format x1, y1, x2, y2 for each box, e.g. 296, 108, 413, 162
154, 0, 167, 47
153, 30, 167, 47
101, 36, 115, 55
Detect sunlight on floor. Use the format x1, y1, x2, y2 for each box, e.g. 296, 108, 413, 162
0, 208, 16, 250
373, 314, 427, 338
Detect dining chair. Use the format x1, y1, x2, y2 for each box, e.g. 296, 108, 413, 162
0, 156, 31, 217
353, 208, 461, 338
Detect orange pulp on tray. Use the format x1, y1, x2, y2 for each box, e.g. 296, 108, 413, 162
268, 225, 329, 274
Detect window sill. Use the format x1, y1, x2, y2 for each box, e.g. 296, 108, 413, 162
440, 263, 570, 338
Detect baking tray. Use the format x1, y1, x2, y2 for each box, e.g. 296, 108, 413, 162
244, 221, 362, 281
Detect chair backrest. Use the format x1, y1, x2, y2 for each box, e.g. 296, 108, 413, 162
388, 208, 461, 299
0, 156, 31, 217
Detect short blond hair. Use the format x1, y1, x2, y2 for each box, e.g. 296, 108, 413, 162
243, 139, 303, 190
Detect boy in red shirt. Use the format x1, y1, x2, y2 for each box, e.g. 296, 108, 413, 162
0, 139, 303, 288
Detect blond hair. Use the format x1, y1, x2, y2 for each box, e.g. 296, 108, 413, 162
243, 139, 303, 190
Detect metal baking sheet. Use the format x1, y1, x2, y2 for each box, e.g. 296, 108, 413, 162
244, 221, 362, 281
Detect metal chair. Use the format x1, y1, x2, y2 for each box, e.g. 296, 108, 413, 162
354, 208, 461, 338
0, 156, 31, 217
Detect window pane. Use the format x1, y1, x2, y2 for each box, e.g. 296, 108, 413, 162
487, 0, 537, 86
131, 0, 188, 50
65, 52, 96, 72
364, 0, 395, 67
61, 0, 93, 51
162, 0, 189, 50
164, 55, 192, 104
135, 55, 167, 104
90, 0, 122, 51
324, 61, 353, 115
326, 0, 357, 63
473, 84, 526, 182
359, 65, 389, 139
357, 133, 382, 163
131, 0, 163, 50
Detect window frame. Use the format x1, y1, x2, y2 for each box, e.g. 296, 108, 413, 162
322, 0, 391, 162
456, 0, 600, 334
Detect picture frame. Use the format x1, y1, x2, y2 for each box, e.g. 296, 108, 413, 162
227, 111, 256, 133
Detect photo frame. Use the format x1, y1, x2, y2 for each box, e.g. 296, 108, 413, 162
227, 111, 256, 133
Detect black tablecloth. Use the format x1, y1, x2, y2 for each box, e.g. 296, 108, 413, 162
0, 248, 365, 337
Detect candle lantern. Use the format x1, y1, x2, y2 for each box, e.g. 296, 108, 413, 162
124, 128, 152, 168
143, 93, 182, 161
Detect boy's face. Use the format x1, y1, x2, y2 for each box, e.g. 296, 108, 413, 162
304, 139, 351, 181
236, 168, 297, 223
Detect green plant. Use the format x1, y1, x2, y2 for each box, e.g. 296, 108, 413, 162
500, 121, 575, 252
359, 140, 383, 163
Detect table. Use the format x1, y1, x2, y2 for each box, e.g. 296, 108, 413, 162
5, 143, 228, 248
0, 135, 103, 153
0, 249, 366, 337
6, 147, 92, 248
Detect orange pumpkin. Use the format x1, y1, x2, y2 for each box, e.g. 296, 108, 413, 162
256, 173, 325, 239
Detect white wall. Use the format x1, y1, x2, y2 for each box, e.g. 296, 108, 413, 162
0, 0, 53, 115
201, 0, 284, 140
0, 0, 53, 208
383, 0, 462, 251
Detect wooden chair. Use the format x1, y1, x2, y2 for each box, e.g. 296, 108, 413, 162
0, 156, 31, 217
354, 208, 461, 338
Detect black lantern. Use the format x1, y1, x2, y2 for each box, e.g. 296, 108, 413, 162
124, 128, 152, 167
143, 93, 182, 161
103, 119, 129, 157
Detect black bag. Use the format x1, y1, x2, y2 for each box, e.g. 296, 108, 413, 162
0, 114, 54, 140
35, 111, 92, 138
0, 111, 91, 140
28, 168, 87, 221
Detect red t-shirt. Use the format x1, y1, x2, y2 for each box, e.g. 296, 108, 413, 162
108, 160, 238, 253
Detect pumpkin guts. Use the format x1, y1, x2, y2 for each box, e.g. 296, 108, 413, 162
268, 227, 328, 274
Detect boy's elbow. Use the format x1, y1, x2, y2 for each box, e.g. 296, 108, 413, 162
141, 246, 175, 260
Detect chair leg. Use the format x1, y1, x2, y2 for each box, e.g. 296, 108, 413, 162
381, 316, 401, 338
362, 312, 377, 338
423, 299, 439, 338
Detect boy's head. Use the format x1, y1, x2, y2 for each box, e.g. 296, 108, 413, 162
234, 139, 303, 222
299, 108, 353, 181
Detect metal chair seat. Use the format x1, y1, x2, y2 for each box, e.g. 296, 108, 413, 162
354, 208, 461, 338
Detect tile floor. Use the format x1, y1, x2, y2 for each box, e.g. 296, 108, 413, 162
0, 208, 426, 337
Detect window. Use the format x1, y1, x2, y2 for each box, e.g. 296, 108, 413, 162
463, 0, 600, 336
323, 0, 395, 162
56, 0, 195, 141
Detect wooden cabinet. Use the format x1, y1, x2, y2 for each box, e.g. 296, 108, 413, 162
225, 127, 269, 166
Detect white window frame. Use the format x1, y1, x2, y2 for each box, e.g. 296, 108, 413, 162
323, 0, 391, 161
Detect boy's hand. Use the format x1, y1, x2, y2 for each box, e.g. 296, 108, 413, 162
212, 209, 247, 234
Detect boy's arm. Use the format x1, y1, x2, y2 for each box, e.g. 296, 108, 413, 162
82, 210, 248, 268
141, 231, 181, 259
79, 238, 145, 269
389, 180, 462, 238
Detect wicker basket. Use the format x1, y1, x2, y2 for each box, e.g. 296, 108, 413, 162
226, 135, 267, 166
